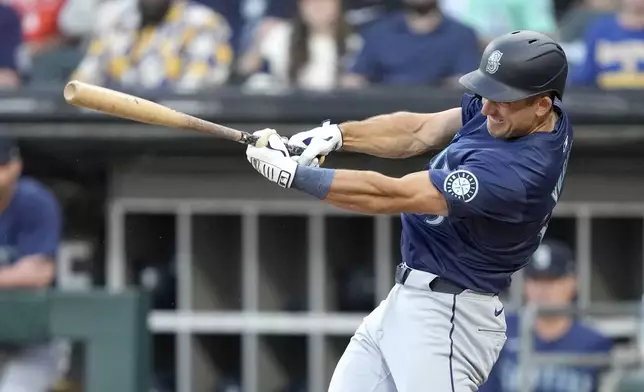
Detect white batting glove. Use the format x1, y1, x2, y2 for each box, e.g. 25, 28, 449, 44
288, 120, 343, 167
246, 129, 298, 188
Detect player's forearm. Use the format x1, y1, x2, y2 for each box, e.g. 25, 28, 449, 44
307, 169, 402, 213
293, 167, 411, 214
324, 170, 398, 213
339, 112, 431, 158
339, 111, 449, 158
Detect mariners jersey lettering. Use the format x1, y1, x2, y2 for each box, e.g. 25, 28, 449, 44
400, 94, 574, 293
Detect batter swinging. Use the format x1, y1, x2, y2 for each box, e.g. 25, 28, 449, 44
245, 30, 573, 392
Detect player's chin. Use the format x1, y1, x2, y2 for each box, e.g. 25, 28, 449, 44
487, 123, 511, 139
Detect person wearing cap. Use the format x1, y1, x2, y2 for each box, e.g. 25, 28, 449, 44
0, 138, 64, 391
479, 239, 614, 392
242, 30, 575, 391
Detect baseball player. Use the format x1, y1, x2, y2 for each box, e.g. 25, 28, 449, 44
0, 138, 64, 392
478, 240, 613, 392
246, 30, 572, 391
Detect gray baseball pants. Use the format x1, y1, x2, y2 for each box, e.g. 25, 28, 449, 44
328, 264, 508, 392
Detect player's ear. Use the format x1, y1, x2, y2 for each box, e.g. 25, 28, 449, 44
534, 95, 553, 117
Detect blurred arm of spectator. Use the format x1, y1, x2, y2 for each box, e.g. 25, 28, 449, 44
236, 0, 296, 78
236, 18, 284, 77
0, 5, 22, 89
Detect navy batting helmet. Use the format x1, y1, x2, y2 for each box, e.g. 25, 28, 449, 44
459, 30, 568, 103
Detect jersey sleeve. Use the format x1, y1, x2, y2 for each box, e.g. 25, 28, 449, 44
430, 155, 527, 223
460, 93, 483, 125
17, 186, 62, 259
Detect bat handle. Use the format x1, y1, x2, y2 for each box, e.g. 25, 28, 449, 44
286, 143, 305, 156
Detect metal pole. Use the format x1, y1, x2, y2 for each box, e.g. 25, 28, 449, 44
519, 303, 537, 392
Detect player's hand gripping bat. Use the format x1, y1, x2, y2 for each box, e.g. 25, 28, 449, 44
63, 80, 324, 163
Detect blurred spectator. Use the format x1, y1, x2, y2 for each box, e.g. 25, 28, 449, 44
570, 0, 644, 89
479, 240, 613, 392
341, 0, 479, 88
241, 0, 359, 91
70, 0, 234, 92
0, 4, 22, 88
440, 0, 558, 47
235, 0, 402, 83
1, 0, 67, 57
557, 0, 615, 74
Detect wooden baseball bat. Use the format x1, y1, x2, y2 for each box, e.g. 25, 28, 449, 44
63, 80, 311, 156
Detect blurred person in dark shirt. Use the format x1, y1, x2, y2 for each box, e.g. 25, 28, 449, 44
0, 4, 21, 88
241, 0, 360, 91
341, 0, 479, 88
570, 0, 644, 89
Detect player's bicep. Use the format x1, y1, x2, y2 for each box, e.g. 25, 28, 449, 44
391, 171, 448, 215
415, 108, 462, 149
429, 163, 527, 222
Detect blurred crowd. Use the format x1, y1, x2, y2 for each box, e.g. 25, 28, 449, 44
0, 0, 641, 93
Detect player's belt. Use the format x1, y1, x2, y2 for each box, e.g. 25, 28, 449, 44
395, 263, 472, 295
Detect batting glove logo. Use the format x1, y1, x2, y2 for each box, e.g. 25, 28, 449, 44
250, 158, 293, 189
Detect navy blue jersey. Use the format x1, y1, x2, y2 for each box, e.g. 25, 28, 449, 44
0, 177, 61, 267
400, 94, 573, 293
478, 313, 613, 392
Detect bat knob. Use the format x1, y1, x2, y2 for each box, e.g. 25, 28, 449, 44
63, 80, 80, 102
255, 130, 276, 148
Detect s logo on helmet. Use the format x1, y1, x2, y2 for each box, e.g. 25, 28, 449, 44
486, 50, 503, 74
